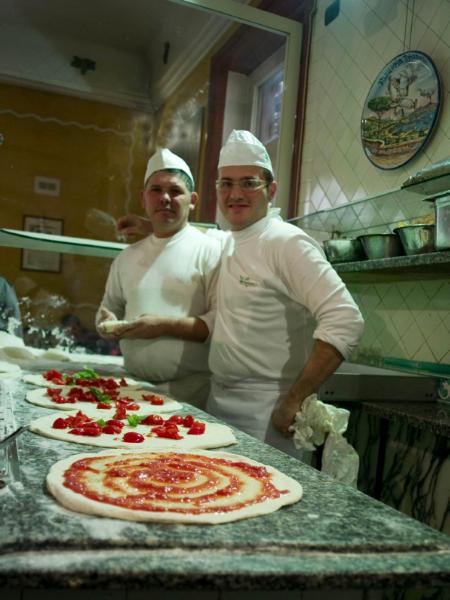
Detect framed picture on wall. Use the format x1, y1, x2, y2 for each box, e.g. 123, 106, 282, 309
21, 215, 64, 273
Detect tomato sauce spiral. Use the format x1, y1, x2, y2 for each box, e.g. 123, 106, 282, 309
63, 452, 287, 514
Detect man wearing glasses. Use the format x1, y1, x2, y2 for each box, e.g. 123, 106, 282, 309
116, 131, 363, 457
205, 130, 364, 456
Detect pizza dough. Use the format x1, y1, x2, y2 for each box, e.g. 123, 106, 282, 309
0, 360, 22, 374
30, 411, 236, 450
0, 359, 22, 379
25, 386, 182, 414
46, 449, 302, 523
23, 372, 142, 388
98, 320, 130, 333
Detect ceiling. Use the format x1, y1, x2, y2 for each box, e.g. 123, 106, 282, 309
0, 0, 249, 104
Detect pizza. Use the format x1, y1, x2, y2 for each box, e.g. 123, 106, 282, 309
23, 368, 141, 389
30, 410, 236, 450
46, 449, 302, 523
25, 385, 182, 415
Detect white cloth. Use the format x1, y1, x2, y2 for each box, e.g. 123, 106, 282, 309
290, 394, 350, 451
99, 225, 221, 394
291, 395, 359, 486
206, 214, 364, 447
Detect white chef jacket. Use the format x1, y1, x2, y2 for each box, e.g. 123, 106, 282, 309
99, 225, 221, 402
206, 214, 364, 443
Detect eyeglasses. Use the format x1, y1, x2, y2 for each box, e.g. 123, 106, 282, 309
215, 178, 269, 193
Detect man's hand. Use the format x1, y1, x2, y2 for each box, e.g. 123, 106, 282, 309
271, 339, 344, 438
105, 314, 209, 342
96, 307, 119, 340
116, 214, 153, 241
271, 393, 303, 438
116, 316, 167, 340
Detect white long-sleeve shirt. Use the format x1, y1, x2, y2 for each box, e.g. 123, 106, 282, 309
209, 215, 364, 385
99, 225, 221, 382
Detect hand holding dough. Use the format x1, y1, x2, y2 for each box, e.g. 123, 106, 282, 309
99, 319, 130, 334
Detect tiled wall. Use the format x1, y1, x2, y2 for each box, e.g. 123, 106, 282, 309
300, 0, 450, 373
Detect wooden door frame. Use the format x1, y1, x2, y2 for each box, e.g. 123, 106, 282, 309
199, 0, 316, 222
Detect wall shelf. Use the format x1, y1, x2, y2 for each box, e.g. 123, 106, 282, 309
331, 250, 450, 282
288, 174, 449, 238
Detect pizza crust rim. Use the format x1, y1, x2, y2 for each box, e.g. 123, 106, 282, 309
29, 411, 237, 450
46, 449, 303, 524
25, 386, 183, 413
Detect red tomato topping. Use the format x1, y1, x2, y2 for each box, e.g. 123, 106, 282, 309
106, 419, 124, 429
141, 414, 164, 426
125, 402, 140, 411
182, 414, 194, 427
80, 425, 102, 437
96, 402, 112, 409
44, 370, 65, 384
122, 432, 145, 443
102, 425, 118, 435
143, 394, 164, 406
151, 425, 183, 440
167, 415, 184, 425
114, 406, 127, 420
187, 421, 206, 435
52, 417, 67, 429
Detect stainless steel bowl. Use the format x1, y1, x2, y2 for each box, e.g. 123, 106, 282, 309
394, 224, 435, 255
323, 239, 365, 263
357, 233, 404, 259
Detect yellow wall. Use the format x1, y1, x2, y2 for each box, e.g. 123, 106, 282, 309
0, 82, 153, 328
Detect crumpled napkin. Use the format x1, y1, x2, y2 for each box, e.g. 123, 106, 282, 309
290, 394, 349, 451
290, 394, 359, 486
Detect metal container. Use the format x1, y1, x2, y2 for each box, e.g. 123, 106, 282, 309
394, 224, 436, 255
323, 238, 366, 263
357, 233, 404, 259
434, 195, 450, 251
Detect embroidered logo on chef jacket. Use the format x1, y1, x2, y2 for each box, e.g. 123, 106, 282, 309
239, 275, 257, 287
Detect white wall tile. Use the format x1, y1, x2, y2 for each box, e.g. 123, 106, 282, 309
302, 0, 450, 370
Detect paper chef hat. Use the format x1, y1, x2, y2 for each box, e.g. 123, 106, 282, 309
144, 148, 194, 187
217, 130, 274, 175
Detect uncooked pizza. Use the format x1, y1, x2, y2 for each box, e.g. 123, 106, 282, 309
46, 449, 303, 523
25, 385, 182, 414
29, 410, 236, 450
23, 367, 140, 389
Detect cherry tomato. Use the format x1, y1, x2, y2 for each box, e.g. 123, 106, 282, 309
122, 432, 145, 443
141, 414, 164, 426
96, 402, 112, 409
182, 415, 194, 427
187, 421, 205, 435
106, 419, 124, 429
167, 415, 184, 425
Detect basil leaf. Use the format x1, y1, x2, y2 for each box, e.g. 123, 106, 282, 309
126, 414, 141, 427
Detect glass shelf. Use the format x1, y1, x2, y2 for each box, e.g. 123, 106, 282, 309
0, 222, 219, 258
288, 176, 450, 238
0, 228, 127, 258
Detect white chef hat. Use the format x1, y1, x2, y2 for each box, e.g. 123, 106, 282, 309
218, 130, 273, 175
144, 148, 194, 187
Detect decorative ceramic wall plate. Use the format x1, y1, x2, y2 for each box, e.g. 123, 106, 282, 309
361, 51, 441, 170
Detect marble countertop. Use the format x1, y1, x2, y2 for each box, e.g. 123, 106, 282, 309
360, 401, 450, 437
1, 374, 450, 591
